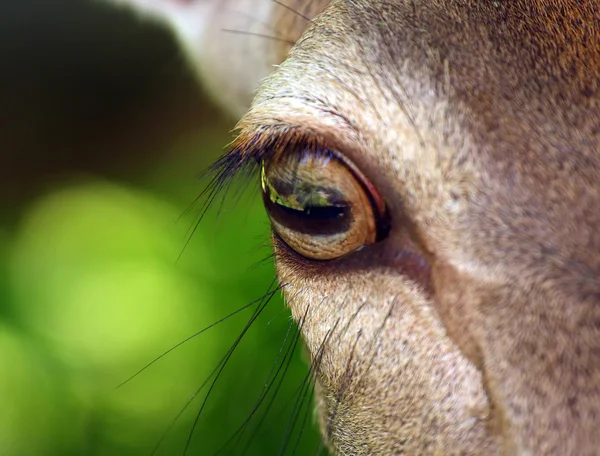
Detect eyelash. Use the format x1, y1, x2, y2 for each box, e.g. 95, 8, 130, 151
193, 128, 327, 225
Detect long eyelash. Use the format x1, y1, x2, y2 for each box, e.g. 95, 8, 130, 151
181, 127, 313, 250
176, 140, 261, 260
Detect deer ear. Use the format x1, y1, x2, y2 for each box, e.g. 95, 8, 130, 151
106, 0, 330, 118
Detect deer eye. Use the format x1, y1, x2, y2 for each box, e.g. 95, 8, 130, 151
260, 147, 390, 260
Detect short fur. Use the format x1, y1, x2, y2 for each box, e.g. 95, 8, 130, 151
109, 0, 600, 454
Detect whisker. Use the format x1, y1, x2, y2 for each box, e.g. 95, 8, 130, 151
278, 317, 340, 455
239, 326, 304, 455
225, 8, 290, 38
271, 0, 314, 23
331, 299, 369, 347
290, 368, 317, 456
326, 300, 395, 440
222, 29, 296, 45
114, 285, 277, 390
237, 293, 310, 455
150, 358, 224, 456
356, 299, 395, 387
278, 352, 318, 454
213, 293, 307, 455
247, 229, 274, 249
313, 440, 326, 456
148, 280, 280, 455
271, 296, 328, 419
248, 250, 278, 272
181, 283, 281, 455
263, 304, 292, 328
325, 329, 363, 439
214, 318, 300, 455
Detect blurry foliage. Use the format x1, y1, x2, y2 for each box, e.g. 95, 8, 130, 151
0, 1, 322, 455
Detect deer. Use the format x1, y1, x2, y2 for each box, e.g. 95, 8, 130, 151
103, 0, 600, 454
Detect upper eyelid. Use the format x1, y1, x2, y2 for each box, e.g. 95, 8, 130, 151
228, 126, 327, 163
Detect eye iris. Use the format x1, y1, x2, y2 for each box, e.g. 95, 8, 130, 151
262, 172, 352, 236
261, 148, 387, 260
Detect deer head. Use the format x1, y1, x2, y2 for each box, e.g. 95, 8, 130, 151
105, 0, 600, 453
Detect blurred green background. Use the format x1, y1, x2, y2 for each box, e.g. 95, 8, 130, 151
0, 1, 322, 455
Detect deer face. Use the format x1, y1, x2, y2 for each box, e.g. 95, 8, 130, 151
110, 0, 600, 453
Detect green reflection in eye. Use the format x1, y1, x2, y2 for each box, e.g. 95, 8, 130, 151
260, 160, 346, 215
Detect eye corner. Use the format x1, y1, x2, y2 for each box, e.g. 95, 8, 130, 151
374, 205, 392, 241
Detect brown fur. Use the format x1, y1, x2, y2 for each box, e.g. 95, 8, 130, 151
111, 0, 600, 453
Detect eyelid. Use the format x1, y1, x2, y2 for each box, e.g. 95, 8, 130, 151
227, 127, 322, 164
